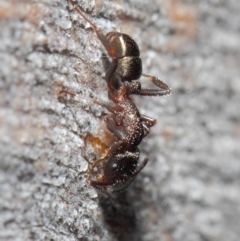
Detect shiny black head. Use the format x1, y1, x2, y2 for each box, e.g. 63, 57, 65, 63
88, 149, 144, 192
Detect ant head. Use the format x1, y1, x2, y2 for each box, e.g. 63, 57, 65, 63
88, 149, 140, 192
103, 150, 139, 182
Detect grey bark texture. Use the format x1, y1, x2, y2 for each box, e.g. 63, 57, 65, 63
0, 0, 240, 240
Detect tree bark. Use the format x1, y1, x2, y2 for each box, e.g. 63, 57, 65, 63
0, 0, 240, 241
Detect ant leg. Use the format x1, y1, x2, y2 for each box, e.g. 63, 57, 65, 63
138, 74, 171, 96
141, 115, 156, 137
89, 141, 126, 171
58, 89, 76, 97
68, 0, 118, 59
124, 81, 141, 95
105, 59, 118, 92
69, 1, 120, 92
68, 1, 120, 89
88, 142, 119, 176
59, 89, 113, 108
88, 141, 126, 183
141, 115, 157, 127
88, 152, 108, 173
59, 90, 123, 114
143, 124, 151, 137
104, 116, 126, 141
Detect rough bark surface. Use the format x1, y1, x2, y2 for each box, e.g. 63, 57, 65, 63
0, 0, 240, 241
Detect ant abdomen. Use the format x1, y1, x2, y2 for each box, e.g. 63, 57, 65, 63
106, 32, 140, 57
106, 32, 142, 81
117, 57, 142, 81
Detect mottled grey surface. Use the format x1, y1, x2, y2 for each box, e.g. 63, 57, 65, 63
0, 0, 240, 241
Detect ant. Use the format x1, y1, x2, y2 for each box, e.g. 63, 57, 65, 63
60, 84, 157, 192
65, 1, 171, 192
68, 0, 171, 97
86, 86, 158, 192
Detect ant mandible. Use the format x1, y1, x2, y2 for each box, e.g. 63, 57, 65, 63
68, 0, 171, 97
